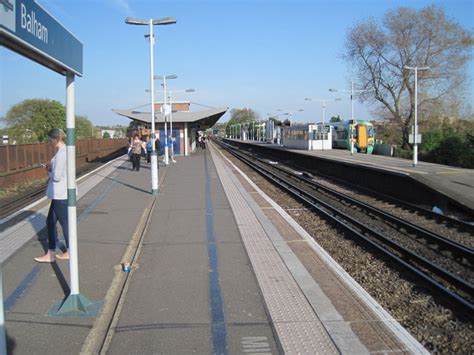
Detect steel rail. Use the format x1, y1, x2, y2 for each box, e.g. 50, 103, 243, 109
218, 141, 474, 315
0, 160, 104, 220
224, 139, 474, 232
256, 156, 474, 262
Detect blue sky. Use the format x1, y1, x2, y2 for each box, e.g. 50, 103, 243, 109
1, 0, 473, 127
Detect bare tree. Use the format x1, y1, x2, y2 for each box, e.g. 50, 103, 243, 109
344, 5, 473, 149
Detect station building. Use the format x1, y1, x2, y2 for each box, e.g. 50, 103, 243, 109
113, 102, 227, 156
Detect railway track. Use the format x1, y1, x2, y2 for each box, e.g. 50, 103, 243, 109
217, 139, 474, 315
0, 160, 105, 220
235, 142, 474, 232
0, 186, 47, 220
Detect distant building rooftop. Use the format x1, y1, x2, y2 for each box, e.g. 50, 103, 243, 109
112, 106, 228, 130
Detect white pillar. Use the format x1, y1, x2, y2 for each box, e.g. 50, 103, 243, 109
413, 67, 418, 167
350, 80, 355, 155
163, 78, 169, 165
66, 72, 79, 295
184, 122, 189, 156
149, 19, 159, 194
0, 264, 6, 355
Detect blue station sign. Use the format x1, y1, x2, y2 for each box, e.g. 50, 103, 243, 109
0, 0, 83, 76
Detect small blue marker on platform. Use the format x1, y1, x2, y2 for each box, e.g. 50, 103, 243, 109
122, 262, 131, 272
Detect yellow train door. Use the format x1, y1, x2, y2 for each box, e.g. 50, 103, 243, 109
358, 125, 368, 149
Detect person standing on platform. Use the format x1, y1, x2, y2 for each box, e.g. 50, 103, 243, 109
146, 136, 153, 164
197, 131, 202, 149
155, 138, 163, 162
127, 137, 133, 161
131, 134, 145, 171
168, 134, 176, 163
35, 128, 70, 263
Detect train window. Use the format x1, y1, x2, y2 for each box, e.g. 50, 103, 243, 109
337, 131, 346, 140
283, 128, 311, 140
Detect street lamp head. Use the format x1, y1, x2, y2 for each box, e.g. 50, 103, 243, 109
298, 109, 304, 112
185, 89, 195, 92
329, 88, 338, 92
334, 98, 342, 101
154, 74, 178, 80
153, 17, 177, 25
125, 17, 148, 25
304, 97, 312, 101
125, 17, 177, 25
404, 65, 430, 71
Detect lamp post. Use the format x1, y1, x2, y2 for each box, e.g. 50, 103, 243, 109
168, 88, 195, 162
304, 98, 341, 150
330, 81, 373, 155
155, 74, 177, 165
126, 16, 176, 194
404, 65, 430, 167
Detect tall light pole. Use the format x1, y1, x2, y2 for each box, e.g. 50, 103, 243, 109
404, 65, 430, 167
330, 81, 373, 155
126, 16, 176, 194
155, 74, 177, 165
168, 88, 195, 162
304, 98, 341, 150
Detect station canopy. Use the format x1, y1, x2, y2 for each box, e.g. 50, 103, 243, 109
112, 107, 228, 129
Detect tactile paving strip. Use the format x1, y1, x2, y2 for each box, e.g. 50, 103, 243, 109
211, 147, 339, 354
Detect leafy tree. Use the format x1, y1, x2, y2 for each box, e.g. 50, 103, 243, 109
227, 108, 259, 126
330, 115, 342, 123
76, 115, 95, 139
272, 118, 283, 126
103, 131, 111, 139
1, 99, 101, 143
344, 5, 473, 150
2, 99, 65, 143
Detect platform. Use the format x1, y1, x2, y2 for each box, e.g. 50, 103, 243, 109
1, 146, 427, 354
225, 139, 474, 215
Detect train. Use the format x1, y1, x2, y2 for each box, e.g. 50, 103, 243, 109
332, 120, 375, 154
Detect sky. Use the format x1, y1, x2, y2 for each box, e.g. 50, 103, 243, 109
1, 0, 473, 127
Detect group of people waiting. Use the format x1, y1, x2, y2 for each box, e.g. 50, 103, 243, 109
127, 134, 166, 171
33, 128, 204, 263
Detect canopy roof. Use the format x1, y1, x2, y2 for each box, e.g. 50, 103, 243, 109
112, 107, 228, 129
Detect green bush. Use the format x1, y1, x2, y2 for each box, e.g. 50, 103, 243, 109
421, 129, 473, 168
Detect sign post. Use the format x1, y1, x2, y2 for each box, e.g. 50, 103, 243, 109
1, 1, 99, 332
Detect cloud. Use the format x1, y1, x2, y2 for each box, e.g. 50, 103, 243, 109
109, 0, 132, 14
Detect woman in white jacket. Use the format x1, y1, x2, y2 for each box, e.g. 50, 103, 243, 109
35, 128, 70, 263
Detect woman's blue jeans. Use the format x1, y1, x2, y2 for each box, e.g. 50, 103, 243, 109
47, 199, 69, 251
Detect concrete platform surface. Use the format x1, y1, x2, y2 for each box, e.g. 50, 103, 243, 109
2, 148, 427, 354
